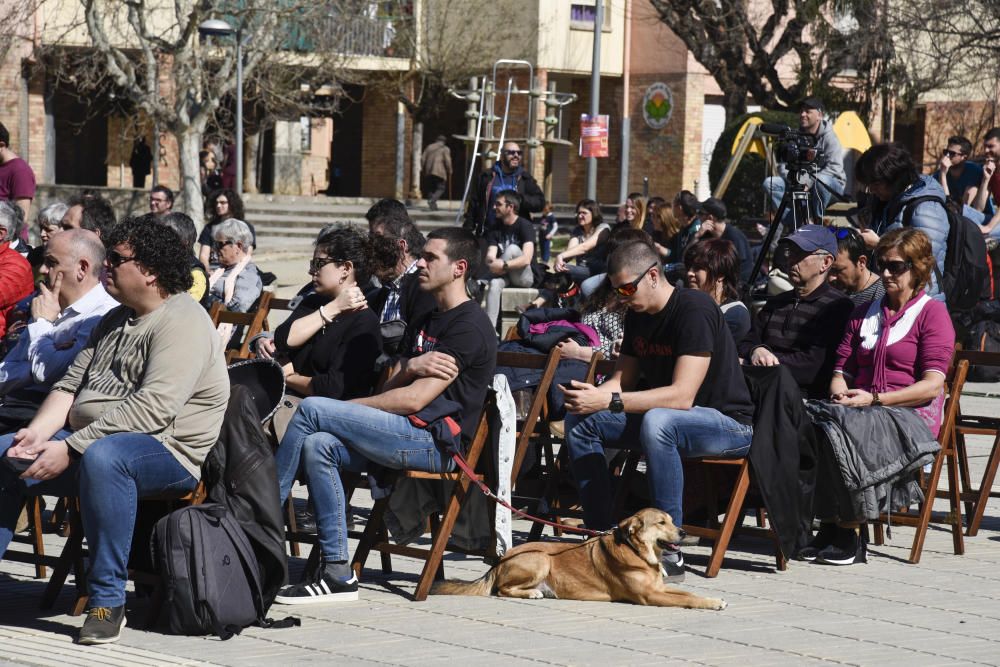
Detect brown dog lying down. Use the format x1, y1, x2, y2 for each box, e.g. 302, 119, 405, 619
432, 508, 726, 610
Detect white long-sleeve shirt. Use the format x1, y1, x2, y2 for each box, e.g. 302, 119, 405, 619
0, 283, 118, 396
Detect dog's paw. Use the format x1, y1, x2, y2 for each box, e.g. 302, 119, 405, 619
710, 598, 728, 611
528, 589, 545, 599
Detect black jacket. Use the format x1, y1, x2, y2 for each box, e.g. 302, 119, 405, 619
202, 385, 288, 608
464, 167, 545, 237
742, 365, 818, 559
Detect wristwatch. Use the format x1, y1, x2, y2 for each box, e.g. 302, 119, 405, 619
609, 392, 624, 413
871, 390, 881, 406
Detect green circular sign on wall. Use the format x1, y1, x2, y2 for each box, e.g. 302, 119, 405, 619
643, 83, 673, 130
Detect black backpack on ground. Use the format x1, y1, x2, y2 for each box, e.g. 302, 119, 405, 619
152, 503, 270, 638
901, 196, 989, 311
965, 319, 1000, 382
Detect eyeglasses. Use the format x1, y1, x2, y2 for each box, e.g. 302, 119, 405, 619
493, 200, 511, 208
503, 150, 522, 156
107, 249, 137, 268
943, 149, 966, 158
213, 239, 235, 250
309, 257, 340, 274
149, 197, 168, 204
879, 259, 912, 276
611, 263, 658, 297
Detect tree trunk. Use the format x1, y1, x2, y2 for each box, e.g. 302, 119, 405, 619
245, 131, 260, 194
410, 120, 423, 201
176, 128, 205, 232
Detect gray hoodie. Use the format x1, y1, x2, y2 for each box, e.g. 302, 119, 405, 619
779, 118, 846, 187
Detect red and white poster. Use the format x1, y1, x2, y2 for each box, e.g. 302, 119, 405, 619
579, 114, 609, 158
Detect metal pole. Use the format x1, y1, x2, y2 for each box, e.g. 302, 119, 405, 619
395, 101, 406, 199
236, 31, 244, 196
586, 1, 603, 200
619, 0, 632, 203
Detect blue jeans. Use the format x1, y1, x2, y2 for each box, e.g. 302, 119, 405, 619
0, 430, 196, 607
275, 398, 455, 563
565, 408, 753, 529
763, 172, 844, 225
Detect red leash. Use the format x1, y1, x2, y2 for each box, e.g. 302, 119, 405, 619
450, 452, 608, 538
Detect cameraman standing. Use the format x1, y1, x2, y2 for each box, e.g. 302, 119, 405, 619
762, 97, 846, 225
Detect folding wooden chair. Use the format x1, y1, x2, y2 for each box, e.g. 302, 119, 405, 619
41, 483, 207, 626
528, 352, 617, 539
209, 291, 273, 362
262, 296, 295, 333
872, 357, 969, 563
952, 350, 1000, 537
613, 452, 785, 578
351, 394, 497, 601
496, 348, 563, 485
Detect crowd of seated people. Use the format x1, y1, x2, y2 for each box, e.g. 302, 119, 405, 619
2, 127, 999, 646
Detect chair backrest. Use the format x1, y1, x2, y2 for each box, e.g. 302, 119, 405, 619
496, 348, 562, 481
583, 351, 617, 384
211, 291, 273, 362
939, 357, 970, 444
262, 296, 295, 332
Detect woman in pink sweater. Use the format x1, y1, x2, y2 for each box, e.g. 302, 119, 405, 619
803, 227, 955, 566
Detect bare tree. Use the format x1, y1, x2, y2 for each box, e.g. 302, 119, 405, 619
40, 0, 353, 227
375, 0, 537, 198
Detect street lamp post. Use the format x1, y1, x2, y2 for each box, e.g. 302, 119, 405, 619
198, 18, 243, 195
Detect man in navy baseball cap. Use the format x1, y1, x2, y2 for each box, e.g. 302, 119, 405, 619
739, 224, 854, 398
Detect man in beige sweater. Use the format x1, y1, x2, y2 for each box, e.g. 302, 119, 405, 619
0, 220, 229, 645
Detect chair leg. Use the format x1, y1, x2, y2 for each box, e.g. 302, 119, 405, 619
704, 461, 750, 578
967, 433, 1000, 537
873, 522, 885, 546
413, 480, 470, 601
945, 445, 965, 556
351, 498, 388, 579
28, 497, 46, 579
285, 499, 301, 558
954, 431, 976, 521
611, 452, 640, 522
908, 450, 947, 564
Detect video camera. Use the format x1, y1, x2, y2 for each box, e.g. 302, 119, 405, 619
758, 123, 822, 174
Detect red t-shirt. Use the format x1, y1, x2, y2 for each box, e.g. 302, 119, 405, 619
990, 169, 1000, 204
0, 157, 36, 201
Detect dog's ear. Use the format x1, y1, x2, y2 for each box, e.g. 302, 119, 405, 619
618, 514, 642, 539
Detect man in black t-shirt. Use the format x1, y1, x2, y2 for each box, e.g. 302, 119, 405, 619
273, 227, 496, 606
483, 189, 537, 330
562, 241, 754, 582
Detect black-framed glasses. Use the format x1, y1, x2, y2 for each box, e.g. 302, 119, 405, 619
213, 239, 235, 250
943, 149, 965, 159
612, 263, 658, 297
503, 149, 522, 156
309, 257, 341, 274
107, 249, 137, 268
879, 259, 912, 276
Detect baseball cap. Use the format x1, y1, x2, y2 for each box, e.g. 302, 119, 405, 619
700, 197, 727, 220
799, 96, 825, 112
778, 224, 838, 256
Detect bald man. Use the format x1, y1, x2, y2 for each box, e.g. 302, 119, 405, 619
0, 229, 118, 430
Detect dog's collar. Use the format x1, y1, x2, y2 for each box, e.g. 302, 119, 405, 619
612, 526, 644, 559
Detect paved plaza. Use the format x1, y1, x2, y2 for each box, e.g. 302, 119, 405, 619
2, 254, 999, 666
1, 390, 1000, 666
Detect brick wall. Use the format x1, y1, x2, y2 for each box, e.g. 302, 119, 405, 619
627, 73, 693, 201
360, 86, 410, 198
563, 75, 624, 205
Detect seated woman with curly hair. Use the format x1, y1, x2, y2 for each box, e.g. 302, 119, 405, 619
802, 227, 955, 567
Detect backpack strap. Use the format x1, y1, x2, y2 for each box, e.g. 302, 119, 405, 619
900, 195, 946, 227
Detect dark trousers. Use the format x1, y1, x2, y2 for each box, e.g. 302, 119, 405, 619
426, 175, 446, 207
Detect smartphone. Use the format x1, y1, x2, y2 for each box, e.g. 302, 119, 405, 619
1, 457, 35, 475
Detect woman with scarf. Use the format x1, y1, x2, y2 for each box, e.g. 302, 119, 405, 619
802, 227, 954, 566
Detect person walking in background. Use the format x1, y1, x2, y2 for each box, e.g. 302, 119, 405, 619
421, 135, 452, 211
129, 137, 153, 189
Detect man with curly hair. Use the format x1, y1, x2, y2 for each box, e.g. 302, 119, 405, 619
0, 219, 230, 645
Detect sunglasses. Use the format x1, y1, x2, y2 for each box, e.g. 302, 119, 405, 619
612, 263, 658, 297
309, 257, 341, 273
107, 249, 137, 268
503, 150, 522, 156
829, 226, 857, 240
879, 259, 912, 276
943, 149, 966, 158
213, 239, 235, 250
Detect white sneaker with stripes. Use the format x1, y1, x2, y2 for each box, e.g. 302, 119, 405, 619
274, 570, 359, 605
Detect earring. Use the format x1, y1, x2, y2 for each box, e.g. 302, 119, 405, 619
339, 276, 346, 284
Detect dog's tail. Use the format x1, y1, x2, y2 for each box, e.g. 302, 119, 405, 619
430, 568, 497, 596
